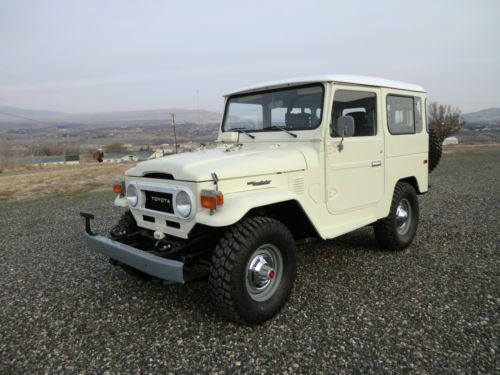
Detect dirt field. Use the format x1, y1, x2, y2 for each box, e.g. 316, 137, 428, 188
0, 162, 135, 201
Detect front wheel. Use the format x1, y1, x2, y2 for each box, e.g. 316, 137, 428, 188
209, 217, 297, 324
374, 182, 419, 251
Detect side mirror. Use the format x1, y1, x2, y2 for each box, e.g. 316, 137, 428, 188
336, 115, 355, 137
218, 131, 239, 143
334, 115, 355, 152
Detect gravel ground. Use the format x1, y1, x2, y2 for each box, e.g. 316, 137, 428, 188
0, 152, 499, 373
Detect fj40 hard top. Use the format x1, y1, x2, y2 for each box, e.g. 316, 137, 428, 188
81, 75, 442, 324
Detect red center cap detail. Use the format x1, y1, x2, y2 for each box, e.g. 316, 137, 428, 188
268, 269, 276, 280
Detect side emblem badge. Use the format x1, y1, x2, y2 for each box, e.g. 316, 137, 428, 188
247, 180, 271, 186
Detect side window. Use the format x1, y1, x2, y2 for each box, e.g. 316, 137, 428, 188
415, 97, 423, 133
387, 95, 416, 134
424, 97, 429, 133
331, 90, 377, 137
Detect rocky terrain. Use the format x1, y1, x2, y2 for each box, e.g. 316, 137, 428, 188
0, 151, 498, 373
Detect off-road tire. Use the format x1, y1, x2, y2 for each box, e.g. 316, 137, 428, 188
110, 209, 137, 239
209, 217, 297, 324
428, 128, 442, 173
374, 182, 419, 251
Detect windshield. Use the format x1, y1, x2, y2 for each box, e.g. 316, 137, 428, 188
222, 84, 324, 132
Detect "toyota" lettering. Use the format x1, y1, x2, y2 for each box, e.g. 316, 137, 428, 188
151, 196, 171, 204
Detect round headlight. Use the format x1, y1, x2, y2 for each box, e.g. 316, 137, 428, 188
175, 191, 192, 218
126, 184, 138, 207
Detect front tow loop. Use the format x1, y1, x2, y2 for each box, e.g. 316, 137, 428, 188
80, 212, 96, 235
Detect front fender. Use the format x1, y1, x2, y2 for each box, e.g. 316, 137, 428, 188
195, 188, 300, 227
114, 194, 128, 207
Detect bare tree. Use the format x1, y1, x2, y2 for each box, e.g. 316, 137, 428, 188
427, 102, 465, 141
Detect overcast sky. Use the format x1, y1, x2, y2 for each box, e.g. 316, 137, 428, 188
0, 0, 499, 113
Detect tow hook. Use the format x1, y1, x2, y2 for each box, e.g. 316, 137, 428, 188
80, 212, 96, 235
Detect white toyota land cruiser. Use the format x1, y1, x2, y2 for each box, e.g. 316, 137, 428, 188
81, 75, 442, 324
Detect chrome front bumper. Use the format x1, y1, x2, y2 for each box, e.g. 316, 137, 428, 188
81, 212, 184, 283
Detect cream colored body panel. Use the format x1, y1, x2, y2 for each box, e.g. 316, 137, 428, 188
120, 77, 428, 241
382, 88, 429, 194
196, 187, 299, 227
126, 146, 307, 182
325, 85, 385, 214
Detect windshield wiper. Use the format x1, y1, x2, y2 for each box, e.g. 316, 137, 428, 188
267, 125, 297, 138
230, 127, 255, 139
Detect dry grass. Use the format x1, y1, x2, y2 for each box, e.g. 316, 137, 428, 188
0, 162, 135, 201
0, 162, 44, 174
443, 143, 500, 155
443, 143, 500, 154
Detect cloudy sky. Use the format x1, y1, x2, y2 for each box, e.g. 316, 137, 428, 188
0, 0, 498, 113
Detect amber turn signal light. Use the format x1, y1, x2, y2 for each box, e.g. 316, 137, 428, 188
113, 180, 125, 196
200, 189, 224, 210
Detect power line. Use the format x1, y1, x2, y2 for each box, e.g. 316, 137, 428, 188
0, 110, 59, 126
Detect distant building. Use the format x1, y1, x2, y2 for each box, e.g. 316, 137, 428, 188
465, 124, 487, 131
22, 154, 80, 166
102, 150, 153, 163
148, 150, 168, 159
64, 154, 80, 164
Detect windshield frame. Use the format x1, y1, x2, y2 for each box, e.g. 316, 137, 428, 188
221, 83, 325, 133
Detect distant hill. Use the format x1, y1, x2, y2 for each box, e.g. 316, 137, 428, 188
61, 108, 221, 124
0, 104, 221, 126
2, 103, 498, 129
463, 108, 500, 127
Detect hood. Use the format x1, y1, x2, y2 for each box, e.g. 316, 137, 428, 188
126, 147, 307, 182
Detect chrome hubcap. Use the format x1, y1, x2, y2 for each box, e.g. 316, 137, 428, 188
395, 198, 412, 235
245, 244, 283, 302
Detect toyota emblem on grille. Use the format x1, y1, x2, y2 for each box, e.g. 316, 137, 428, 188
151, 196, 171, 204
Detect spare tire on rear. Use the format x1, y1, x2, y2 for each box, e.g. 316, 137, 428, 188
428, 128, 442, 173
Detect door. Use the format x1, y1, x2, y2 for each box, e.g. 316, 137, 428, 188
326, 86, 384, 214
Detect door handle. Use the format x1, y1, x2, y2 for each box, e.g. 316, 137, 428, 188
371, 161, 382, 167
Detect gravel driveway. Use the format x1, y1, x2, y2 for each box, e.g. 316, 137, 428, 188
1, 152, 499, 373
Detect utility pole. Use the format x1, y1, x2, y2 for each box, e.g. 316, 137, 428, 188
196, 90, 200, 124
171, 113, 178, 154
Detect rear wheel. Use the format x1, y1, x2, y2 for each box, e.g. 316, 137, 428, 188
374, 182, 419, 251
209, 217, 297, 324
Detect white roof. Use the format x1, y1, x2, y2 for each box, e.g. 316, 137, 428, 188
226, 74, 425, 96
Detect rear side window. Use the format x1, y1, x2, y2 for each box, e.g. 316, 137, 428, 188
415, 97, 423, 133
387, 95, 416, 134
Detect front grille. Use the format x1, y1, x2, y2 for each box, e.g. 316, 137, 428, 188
144, 191, 174, 214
